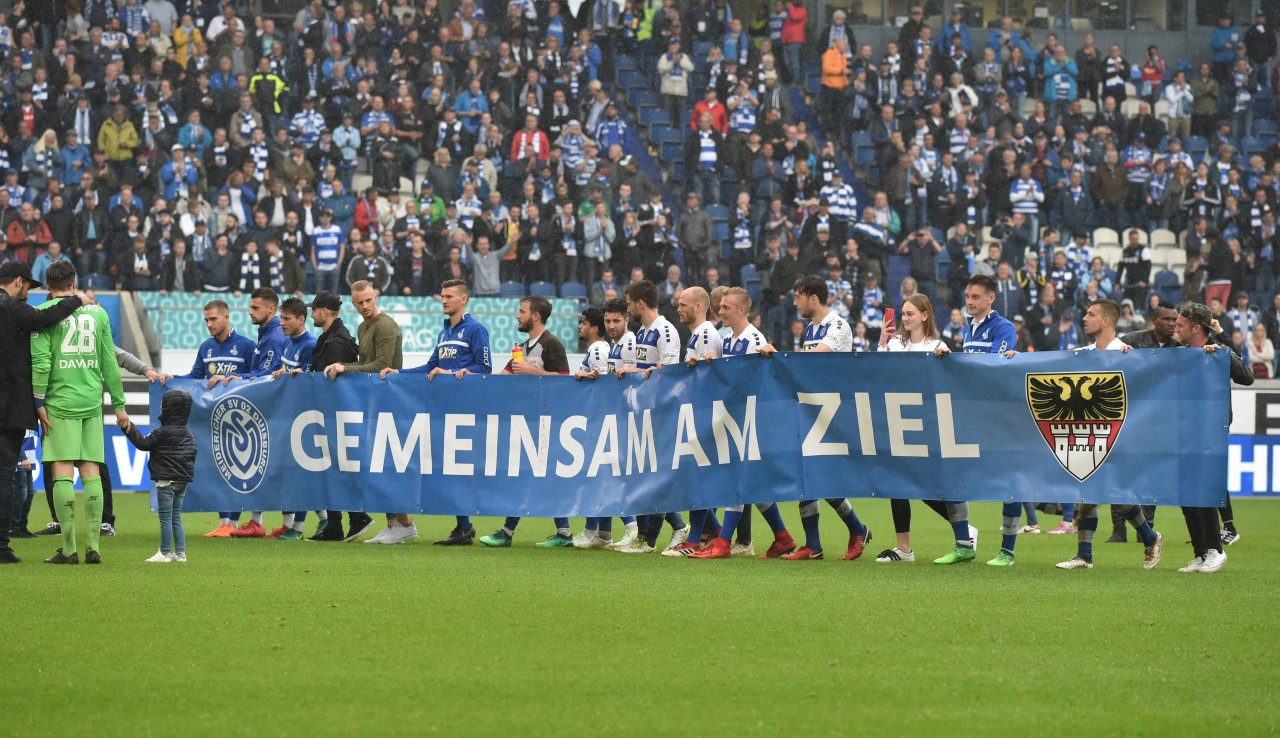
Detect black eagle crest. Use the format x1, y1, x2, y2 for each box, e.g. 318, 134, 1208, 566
1028, 374, 1125, 422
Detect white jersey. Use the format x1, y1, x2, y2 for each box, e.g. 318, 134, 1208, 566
634, 315, 681, 368
1085, 336, 1126, 351
723, 324, 767, 356
581, 339, 610, 373
884, 335, 946, 352
803, 310, 853, 352
686, 320, 723, 362
607, 331, 637, 374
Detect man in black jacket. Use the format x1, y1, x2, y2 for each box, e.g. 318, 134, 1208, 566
0, 263, 84, 563
304, 290, 362, 541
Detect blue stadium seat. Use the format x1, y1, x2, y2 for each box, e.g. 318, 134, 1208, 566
1242, 136, 1266, 157
559, 281, 588, 300
1185, 136, 1209, 159
661, 141, 682, 164
1254, 119, 1277, 135
705, 204, 730, 221
854, 145, 876, 168
627, 89, 658, 109
650, 124, 681, 145
805, 73, 821, 95
1153, 270, 1181, 305
712, 220, 729, 242
671, 161, 686, 183
850, 131, 873, 150
638, 107, 670, 128
614, 55, 637, 72
618, 71, 647, 90
739, 264, 759, 284
692, 41, 714, 57
529, 281, 557, 297
499, 281, 526, 297
85, 274, 112, 291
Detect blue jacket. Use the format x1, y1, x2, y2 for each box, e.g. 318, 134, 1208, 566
985, 30, 1033, 63
59, 143, 92, 184
963, 310, 1018, 354
1211, 25, 1241, 64
178, 123, 213, 155
161, 159, 199, 200
278, 330, 317, 372
244, 317, 289, 377
181, 330, 257, 379
936, 22, 973, 55
405, 313, 493, 375
1042, 57, 1078, 102
323, 192, 357, 234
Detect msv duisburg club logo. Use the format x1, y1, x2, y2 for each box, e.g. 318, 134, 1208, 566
211, 395, 270, 493
1026, 371, 1126, 482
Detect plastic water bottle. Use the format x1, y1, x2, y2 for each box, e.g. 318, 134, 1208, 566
512, 343, 524, 363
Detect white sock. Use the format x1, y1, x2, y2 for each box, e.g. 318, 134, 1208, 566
292, 521, 305, 531
219, 517, 231, 526
626, 522, 639, 532
282, 513, 295, 528
581, 529, 597, 538
316, 510, 328, 521
250, 512, 263, 524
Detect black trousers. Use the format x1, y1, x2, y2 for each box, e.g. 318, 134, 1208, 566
44, 459, 115, 526
0, 428, 22, 553
1181, 506, 1222, 558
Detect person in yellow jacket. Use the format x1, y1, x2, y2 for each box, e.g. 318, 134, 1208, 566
96, 105, 138, 176
818, 37, 850, 144
173, 15, 204, 69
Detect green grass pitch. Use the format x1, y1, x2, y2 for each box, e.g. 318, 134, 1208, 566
4, 495, 1278, 737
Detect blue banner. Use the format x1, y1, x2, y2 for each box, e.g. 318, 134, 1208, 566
158, 350, 1230, 514
1228, 434, 1280, 496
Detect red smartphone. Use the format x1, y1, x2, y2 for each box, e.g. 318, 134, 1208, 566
884, 308, 896, 332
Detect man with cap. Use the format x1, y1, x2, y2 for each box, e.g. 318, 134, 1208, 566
303, 290, 362, 541
0, 263, 86, 563
1172, 302, 1254, 572
161, 144, 199, 202
59, 130, 93, 186
594, 102, 628, 152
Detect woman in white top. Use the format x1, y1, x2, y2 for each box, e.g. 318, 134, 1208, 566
876, 294, 977, 564
1249, 323, 1275, 378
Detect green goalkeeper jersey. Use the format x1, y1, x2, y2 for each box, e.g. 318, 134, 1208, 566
31, 297, 126, 420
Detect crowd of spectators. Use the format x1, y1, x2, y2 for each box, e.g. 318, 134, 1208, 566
0, 0, 1279, 375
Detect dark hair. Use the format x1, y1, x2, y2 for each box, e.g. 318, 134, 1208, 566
250, 286, 279, 305
580, 306, 605, 336
602, 297, 627, 317
441, 278, 470, 294
967, 273, 997, 294
44, 260, 76, 291
280, 297, 307, 318
522, 295, 552, 324
794, 274, 828, 303
1090, 298, 1121, 325
624, 279, 658, 310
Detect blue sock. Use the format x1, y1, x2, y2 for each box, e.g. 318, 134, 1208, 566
664, 511, 685, 530
1077, 507, 1098, 560
825, 498, 865, 536
800, 502, 821, 552
687, 509, 708, 543
1062, 503, 1075, 523
1126, 507, 1158, 546
456, 515, 472, 530
503, 516, 520, 534
553, 517, 570, 534
951, 520, 973, 548
295, 511, 307, 522
719, 509, 743, 542
1002, 502, 1021, 554
757, 503, 788, 534
583, 516, 599, 531
619, 515, 636, 526
1021, 502, 1037, 526
704, 509, 720, 534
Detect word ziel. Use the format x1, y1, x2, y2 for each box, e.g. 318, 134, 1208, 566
289, 399, 760, 479
799, 392, 980, 458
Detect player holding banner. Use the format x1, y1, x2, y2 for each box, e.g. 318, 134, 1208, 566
31, 261, 130, 564
381, 278, 493, 545
593, 298, 642, 549
573, 306, 629, 549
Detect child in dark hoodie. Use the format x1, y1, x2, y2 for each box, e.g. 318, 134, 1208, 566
124, 390, 197, 563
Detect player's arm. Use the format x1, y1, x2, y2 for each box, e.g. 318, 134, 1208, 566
97, 311, 129, 429
15, 294, 82, 333
30, 322, 53, 409
347, 325, 398, 373
459, 325, 493, 376
994, 321, 1019, 358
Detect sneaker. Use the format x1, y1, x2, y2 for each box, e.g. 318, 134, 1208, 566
1018, 524, 1040, 534
0, 550, 20, 564
759, 531, 797, 559
781, 546, 824, 560
986, 551, 1016, 567
85, 549, 102, 564
312, 519, 328, 538
1105, 529, 1128, 543
35, 522, 60, 536
535, 533, 575, 548
100, 523, 116, 536
689, 538, 730, 558
1220, 528, 1240, 546
969, 525, 979, 551
582, 534, 614, 549
479, 529, 513, 547
278, 529, 304, 541
663, 526, 689, 552
173, 552, 187, 562
874, 547, 914, 563
934, 545, 977, 565
44, 548, 79, 564
310, 521, 345, 541
1177, 556, 1205, 573
230, 521, 266, 538
343, 515, 377, 542
434, 526, 476, 546
9, 528, 33, 539
268, 526, 289, 539
729, 541, 755, 557
1056, 555, 1094, 569
205, 523, 235, 538
1200, 549, 1227, 573
145, 550, 174, 563
1047, 522, 1075, 535
370, 524, 418, 545
842, 528, 872, 561
1143, 532, 1163, 570
702, 527, 722, 543
609, 528, 640, 549
572, 530, 598, 547
616, 537, 656, 554
661, 541, 700, 557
